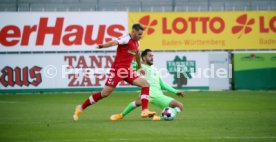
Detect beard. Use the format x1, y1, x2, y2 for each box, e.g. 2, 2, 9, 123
146, 60, 153, 66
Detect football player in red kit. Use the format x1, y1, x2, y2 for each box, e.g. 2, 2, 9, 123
73, 24, 156, 121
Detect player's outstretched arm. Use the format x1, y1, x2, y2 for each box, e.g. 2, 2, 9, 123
96, 40, 118, 49
159, 77, 184, 97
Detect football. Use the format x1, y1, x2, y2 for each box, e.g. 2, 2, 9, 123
161, 107, 176, 121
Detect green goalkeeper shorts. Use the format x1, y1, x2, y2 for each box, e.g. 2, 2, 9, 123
149, 90, 174, 109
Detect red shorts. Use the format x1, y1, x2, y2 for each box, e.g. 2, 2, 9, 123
105, 68, 139, 88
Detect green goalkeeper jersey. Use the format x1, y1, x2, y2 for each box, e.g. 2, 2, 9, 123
131, 62, 177, 96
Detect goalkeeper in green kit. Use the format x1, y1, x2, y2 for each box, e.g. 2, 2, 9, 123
111, 49, 184, 121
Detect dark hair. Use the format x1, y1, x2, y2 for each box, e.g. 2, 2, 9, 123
141, 49, 152, 59
132, 23, 144, 31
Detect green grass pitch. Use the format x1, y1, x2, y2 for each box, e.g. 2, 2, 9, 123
0, 91, 276, 142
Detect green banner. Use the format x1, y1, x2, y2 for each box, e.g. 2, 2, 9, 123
234, 53, 276, 90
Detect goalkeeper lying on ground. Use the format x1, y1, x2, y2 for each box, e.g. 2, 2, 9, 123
111, 49, 184, 121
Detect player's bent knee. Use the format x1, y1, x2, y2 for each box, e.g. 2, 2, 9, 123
171, 100, 183, 111
135, 103, 141, 107
132, 78, 149, 88
135, 101, 142, 106
135, 98, 142, 107
101, 86, 114, 97
141, 79, 149, 87
100, 92, 110, 98
101, 90, 112, 98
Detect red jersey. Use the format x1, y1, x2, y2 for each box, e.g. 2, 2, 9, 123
112, 34, 139, 69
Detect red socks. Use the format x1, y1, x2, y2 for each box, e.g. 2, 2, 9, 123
140, 87, 149, 110
81, 92, 102, 110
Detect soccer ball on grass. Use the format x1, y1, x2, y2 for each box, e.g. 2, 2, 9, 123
161, 107, 176, 121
